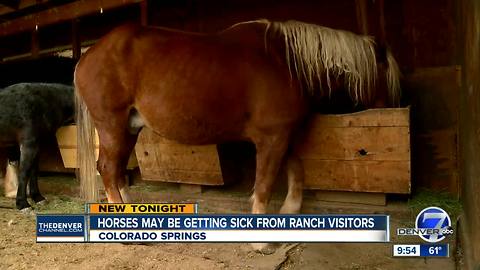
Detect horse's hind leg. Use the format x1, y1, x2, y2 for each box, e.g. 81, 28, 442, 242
279, 155, 304, 214
96, 126, 138, 203
28, 157, 46, 204
14, 143, 45, 204
251, 133, 289, 253
16, 140, 39, 211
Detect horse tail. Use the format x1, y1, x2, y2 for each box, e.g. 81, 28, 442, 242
385, 49, 401, 106
74, 66, 99, 202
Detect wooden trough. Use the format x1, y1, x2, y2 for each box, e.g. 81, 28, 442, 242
56, 125, 138, 169
135, 129, 223, 185
296, 108, 411, 194
134, 107, 411, 204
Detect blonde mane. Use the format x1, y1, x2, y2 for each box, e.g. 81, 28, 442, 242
267, 20, 400, 105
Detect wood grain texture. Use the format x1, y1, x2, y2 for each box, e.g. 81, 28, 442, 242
56, 125, 138, 169
302, 159, 410, 193
134, 108, 410, 193
295, 108, 411, 194
135, 128, 223, 185
295, 126, 410, 161
0, 0, 143, 37
315, 190, 386, 206
404, 66, 459, 195
304, 108, 409, 128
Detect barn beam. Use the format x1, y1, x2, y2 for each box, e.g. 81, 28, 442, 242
140, 0, 148, 26
0, 0, 142, 37
30, 28, 38, 57
71, 18, 80, 60
0, 0, 20, 10
376, 0, 386, 43
355, 0, 369, 35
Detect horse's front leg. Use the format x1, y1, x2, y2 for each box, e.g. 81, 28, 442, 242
96, 127, 138, 203
16, 141, 39, 212
279, 155, 304, 214
251, 133, 290, 253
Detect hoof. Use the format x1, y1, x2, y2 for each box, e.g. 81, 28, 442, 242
36, 199, 48, 206
251, 243, 276, 255
19, 207, 35, 215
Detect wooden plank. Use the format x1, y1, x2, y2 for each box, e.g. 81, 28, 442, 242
135, 128, 223, 185
0, 0, 142, 37
375, 0, 386, 43
315, 191, 386, 206
295, 126, 410, 161
140, 168, 222, 185
0, 0, 36, 16
0, 0, 21, 10
307, 108, 409, 128
355, 0, 368, 35
137, 143, 221, 172
294, 108, 410, 194
140, 0, 148, 26
56, 125, 137, 169
303, 159, 411, 194
404, 66, 459, 195
30, 28, 38, 57
71, 18, 80, 60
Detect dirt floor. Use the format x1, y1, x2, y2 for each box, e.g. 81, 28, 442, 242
0, 174, 460, 270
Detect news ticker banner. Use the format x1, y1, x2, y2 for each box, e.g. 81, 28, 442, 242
393, 244, 449, 257
37, 203, 390, 243
87, 203, 198, 214
37, 203, 196, 242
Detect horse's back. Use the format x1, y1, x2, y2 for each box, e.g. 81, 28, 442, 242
75, 21, 305, 144
0, 83, 73, 139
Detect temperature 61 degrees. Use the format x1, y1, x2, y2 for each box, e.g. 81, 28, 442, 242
420, 244, 449, 257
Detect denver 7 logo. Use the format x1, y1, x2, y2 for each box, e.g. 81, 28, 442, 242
415, 207, 452, 243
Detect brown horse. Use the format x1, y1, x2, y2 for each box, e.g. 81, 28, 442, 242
74, 20, 400, 251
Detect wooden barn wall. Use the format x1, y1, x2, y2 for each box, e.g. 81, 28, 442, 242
397, 0, 460, 196
459, 0, 480, 268
0, 0, 461, 195
146, 0, 460, 196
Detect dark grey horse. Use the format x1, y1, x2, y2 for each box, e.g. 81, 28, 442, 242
0, 83, 74, 211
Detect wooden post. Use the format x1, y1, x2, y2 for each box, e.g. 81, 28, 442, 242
31, 29, 39, 58
71, 18, 81, 60
315, 191, 387, 206
376, 0, 386, 43
31, 0, 41, 58
355, 0, 369, 35
140, 0, 148, 26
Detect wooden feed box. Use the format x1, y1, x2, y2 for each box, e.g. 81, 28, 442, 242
56, 125, 138, 169
295, 107, 411, 195
134, 108, 411, 199
135, 128, 223, 185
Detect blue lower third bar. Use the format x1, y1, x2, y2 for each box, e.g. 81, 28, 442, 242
420, 244, 449, 257
37, 215, 86, 242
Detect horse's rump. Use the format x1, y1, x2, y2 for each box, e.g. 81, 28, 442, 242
75, 21, 303, 144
